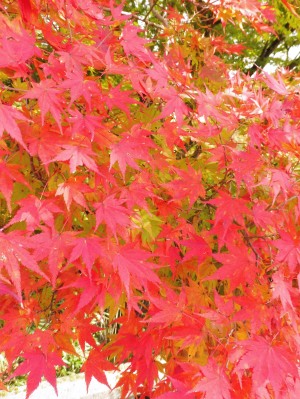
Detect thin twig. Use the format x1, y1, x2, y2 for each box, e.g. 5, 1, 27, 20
240, 229, 261, 263
0, 84, 27, 92
144, 0, 159, 22
149, 0, 168, 27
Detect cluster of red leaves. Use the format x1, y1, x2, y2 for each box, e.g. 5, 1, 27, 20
0, 0, 299, 398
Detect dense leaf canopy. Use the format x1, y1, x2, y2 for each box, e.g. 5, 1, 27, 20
0, 1, 300, 398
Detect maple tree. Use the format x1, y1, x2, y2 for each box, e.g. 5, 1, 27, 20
0, 0, 300, 398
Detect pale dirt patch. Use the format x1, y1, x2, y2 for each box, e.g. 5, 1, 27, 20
0, 371, 127, 399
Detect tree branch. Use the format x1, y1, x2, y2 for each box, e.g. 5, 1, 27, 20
287, 55, 300, 70
246, 35, 284, 76
144, 0, 159, 22
149, 0, 168, 27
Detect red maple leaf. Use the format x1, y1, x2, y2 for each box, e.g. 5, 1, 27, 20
0, 231, 48, 301
65, 273, 106, 313
248, 123, 264, 148
121, 23, 152, 62
252, 201, 276, 230
209, 191, 251, 240
181, 234, 211, 264
190, 360, 231, 399
18, 0, 35, 23
110, 125, 155, 177
0, 103, 29, 148
112, 244, 160, 296
0, 280, 19, 300
262, 72, 289, 95
196, 88, 237, 129
0, 160, 29, 212
229, 148, 261, 190
55, 177, 89, 211
271, 271, 295, 311
120, 172, 156, 210
24, 123, 65, 165
109, 0, 129, 21
159, 87, 189, 126
147, 303, 184, 326
81, 346, 115, 390
68, 109, 112, 143
233, 290, 276, 333
274, 230, 300, 272
146, 288, 188, 326
12, 349, 64, 399
201, 291, 234, 325
22, 79, 64, 129
60, 70, 100, 110
206, 246, 258, 289
233, 337, 298, 398
147, 59, 169, 88
29, 229, 74, 285
68, 235, 104, 278
94, 195, 131, 238
58, 42, 103, 73
0, 24, 39, 71
164, 166, 205, 205
6, 196, 63, 233
104, 85, 136, 116
260, 169, 294, 205
51, 144, 99, 174
75, 317, 100, 352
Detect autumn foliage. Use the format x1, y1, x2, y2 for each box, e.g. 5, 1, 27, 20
0, 0, 300, 398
